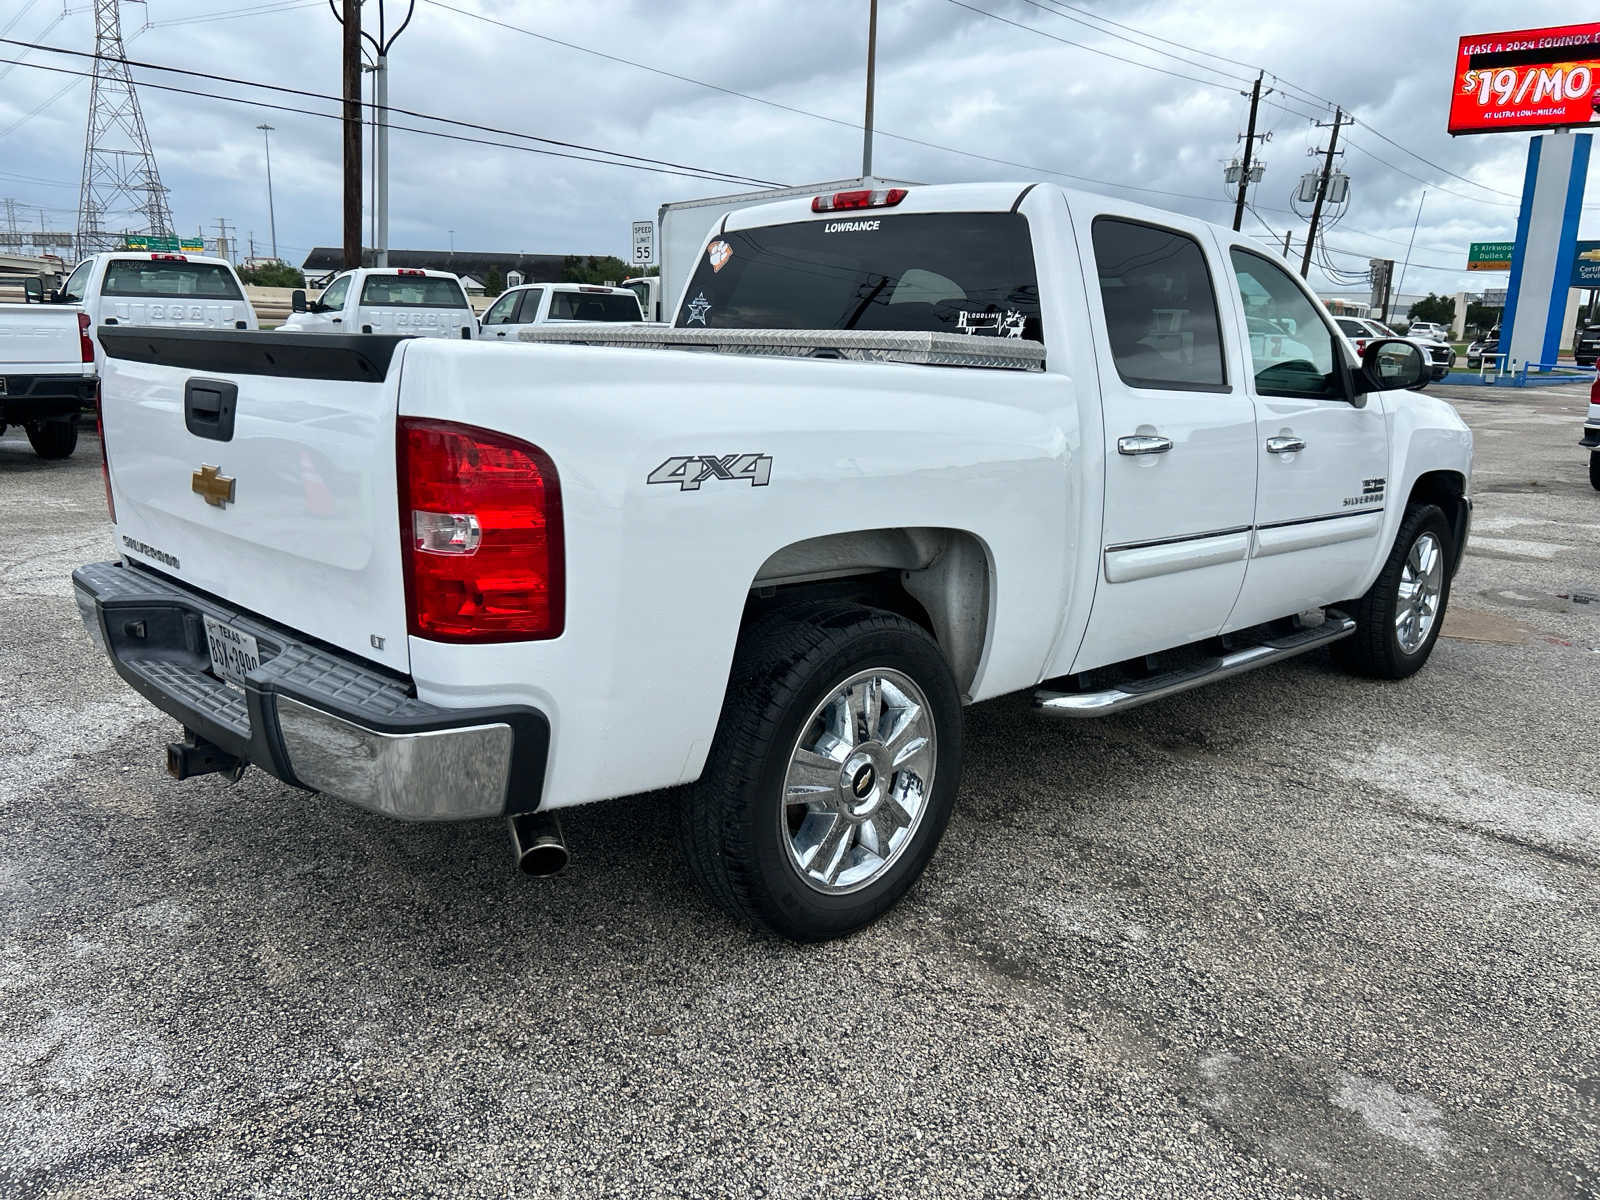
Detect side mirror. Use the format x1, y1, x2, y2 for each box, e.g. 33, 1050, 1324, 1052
1355, 338, 1427, 395
23, 277, 43, 303
291, 289, 307, 313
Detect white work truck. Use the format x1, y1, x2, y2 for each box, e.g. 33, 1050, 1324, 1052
74, 182, 1472, 941
1, 251, 257, 459
281, 268, 476, 339
478, 282, 642, 340
0, 301, 95, 458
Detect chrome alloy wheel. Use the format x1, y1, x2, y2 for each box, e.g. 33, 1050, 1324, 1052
780, 668, 936, 895
1395, 530, 1444, 654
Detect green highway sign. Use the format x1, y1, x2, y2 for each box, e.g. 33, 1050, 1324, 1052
1467, 241, 1513, 271
123, 236, 205, 253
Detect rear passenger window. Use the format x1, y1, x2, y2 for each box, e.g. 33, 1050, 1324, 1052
1092, 217, 1226, 391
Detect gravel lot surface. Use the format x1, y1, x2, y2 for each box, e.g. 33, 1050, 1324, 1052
2, 382, 1597, 1198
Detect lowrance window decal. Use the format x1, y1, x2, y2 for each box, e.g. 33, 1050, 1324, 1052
822, 219, 880, 233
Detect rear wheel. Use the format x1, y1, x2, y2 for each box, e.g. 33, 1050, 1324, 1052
679, 604, 962, 941
25, 418, 77, 459
1590, 451, 1600, 491
1335, 504, 1453, 680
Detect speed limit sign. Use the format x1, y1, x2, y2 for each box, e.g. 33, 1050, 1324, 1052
631, 220, 655, 268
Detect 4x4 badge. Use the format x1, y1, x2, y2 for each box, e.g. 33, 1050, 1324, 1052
192, 463, 236, 508
647, 454, 771, 492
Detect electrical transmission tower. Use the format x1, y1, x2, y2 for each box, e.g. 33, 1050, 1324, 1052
76, 0, 174, 256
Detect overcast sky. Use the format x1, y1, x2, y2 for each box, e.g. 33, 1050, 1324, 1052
0, 0, 1591, 298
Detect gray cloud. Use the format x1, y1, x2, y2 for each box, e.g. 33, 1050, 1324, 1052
0, 0, 1587, 300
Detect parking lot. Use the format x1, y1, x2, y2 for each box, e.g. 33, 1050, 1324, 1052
1, 382, 1596, 1198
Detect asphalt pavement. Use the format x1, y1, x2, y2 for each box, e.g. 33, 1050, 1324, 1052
1, 381, 1597, 1198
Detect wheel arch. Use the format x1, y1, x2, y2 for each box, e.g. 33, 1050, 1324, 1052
744, 527, 994, 698
1406, 468, 1469, 574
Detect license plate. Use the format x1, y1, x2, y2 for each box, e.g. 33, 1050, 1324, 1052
203, 615, 260, 686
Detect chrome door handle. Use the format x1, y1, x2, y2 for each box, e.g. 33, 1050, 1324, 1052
1266, 436, 1306, 454
1117, 435, 1173, 456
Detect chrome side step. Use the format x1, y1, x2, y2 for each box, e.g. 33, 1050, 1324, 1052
1034, 615, 1357, 718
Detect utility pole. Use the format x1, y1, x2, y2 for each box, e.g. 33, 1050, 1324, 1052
1232, 72, 1265, 232
257, 123, 278, 261
1300, 106, 1348, 279
861, 0, 877, 181
1282, 230, 1293, 257
214, 217, 234, 262
1392, 189, 1427, 325
341, 0, 362, 270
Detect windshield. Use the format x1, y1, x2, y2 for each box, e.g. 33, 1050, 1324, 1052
546, 291, 641, 321
358, 275, 469, 308
101, 259, 244, 300
674, 212, 1042, 341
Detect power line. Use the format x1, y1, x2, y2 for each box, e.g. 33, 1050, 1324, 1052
992, 0, 1259, 87
0, 53, 789, 188
0, 37, 784, 189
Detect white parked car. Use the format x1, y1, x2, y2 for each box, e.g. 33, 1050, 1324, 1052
1406, 320, 1448, 341
75, 181, 1472, 941
281, 268, 477, 339
478, 283, 643, 339
0, 250, 258, 458
0, 299, 95, 458
1336, 316, 1453, 382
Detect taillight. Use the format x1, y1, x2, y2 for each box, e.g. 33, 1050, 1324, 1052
397, 419, 564, 642
78, 311, 94, 363
96, 385, 114, 523
1591, 376, 1600, 406
811, 187, 908, 213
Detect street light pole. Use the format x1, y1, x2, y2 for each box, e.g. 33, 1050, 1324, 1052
861, 0, 878, 181
256, 123, 277, 261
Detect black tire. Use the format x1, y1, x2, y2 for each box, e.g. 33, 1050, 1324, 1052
25, 418, 78, 460
1334, 503, 1453, 680
679, 603, 963, 941
1590, 451, 1600, 491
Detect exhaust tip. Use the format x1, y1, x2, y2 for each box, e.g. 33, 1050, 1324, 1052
509, 812, 568, 877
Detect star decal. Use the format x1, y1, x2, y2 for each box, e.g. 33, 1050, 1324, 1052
685, 292, 712, 325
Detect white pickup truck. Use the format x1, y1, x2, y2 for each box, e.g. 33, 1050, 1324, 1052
281, 268, 477, 339
73, 182, 1473, 940
0, 302, 95, 458
2, 250, 256, 459
478, 282, 643, 340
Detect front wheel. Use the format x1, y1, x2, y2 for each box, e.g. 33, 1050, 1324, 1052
25, 418, 78, 459
1334, 504, 1453, 680
679, 604, 963, 941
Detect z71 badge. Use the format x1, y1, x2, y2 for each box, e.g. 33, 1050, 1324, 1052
648, 454, 772, 491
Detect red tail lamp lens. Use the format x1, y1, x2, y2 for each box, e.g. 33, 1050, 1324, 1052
398, 419, 564, 642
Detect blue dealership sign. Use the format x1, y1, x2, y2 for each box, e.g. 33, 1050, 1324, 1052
1572, 241, 1600, 287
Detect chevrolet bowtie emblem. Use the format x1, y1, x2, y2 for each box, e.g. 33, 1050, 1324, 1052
191, 464, 236, 508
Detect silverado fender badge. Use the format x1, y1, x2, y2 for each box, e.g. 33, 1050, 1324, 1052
648, 454, 772, 491
192, 463, 236, 508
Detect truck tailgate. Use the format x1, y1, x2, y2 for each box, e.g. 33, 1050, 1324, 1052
0, 303, 83, 372
98, 330, 411, 674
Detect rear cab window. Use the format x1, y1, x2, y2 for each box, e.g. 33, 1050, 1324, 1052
547, 291, 641, 322
674, 212, 1042, 342
358, 275, 469, 308
101, 259, 244, 300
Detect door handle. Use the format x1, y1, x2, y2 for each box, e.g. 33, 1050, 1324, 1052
1117, 434, 1173, 456
331, 316, 342, 324
1266, 436, 1306, 454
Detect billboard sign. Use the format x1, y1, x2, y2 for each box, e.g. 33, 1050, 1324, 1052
1467, 241, 1514, 270
1450, 24, 1600, 135
1570, 241, 1600, 286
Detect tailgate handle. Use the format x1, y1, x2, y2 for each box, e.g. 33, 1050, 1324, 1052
184, 377, 238, 442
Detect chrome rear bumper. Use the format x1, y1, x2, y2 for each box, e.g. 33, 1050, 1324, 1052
71, 561, 548, 821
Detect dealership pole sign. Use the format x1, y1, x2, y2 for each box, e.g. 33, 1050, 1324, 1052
1450, 23, 1600, 135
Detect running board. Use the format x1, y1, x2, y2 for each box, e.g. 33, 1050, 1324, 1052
1034, 615, 1357, 718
